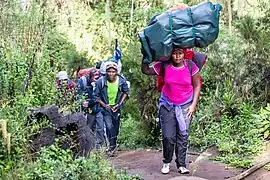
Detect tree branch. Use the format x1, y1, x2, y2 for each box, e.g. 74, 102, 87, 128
22, 0, 47, 95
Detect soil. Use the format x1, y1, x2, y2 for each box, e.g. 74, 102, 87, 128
109, 149, 270, 180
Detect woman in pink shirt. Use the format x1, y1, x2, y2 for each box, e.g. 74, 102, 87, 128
141, 48, 201, 174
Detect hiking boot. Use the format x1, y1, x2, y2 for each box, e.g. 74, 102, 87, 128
178, 166, 190, 174
161, 163, 170, 174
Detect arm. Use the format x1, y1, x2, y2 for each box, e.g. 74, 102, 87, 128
93, 79, 107, 109
112, 78, 129, 112
76, 79, 83, 101
191, 73, 201, 107
119, 93, 128, 106
187, 73, 201, 119
111, 93, 128, 112
141, 60, 157, 75
96, 99, 109, 109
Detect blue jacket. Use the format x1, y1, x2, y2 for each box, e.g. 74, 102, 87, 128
94, 75, 129, 113
77, 75, 99, 113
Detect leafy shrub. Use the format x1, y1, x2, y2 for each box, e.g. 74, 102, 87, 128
119, 113, 160, 149
190, 80, 263, 168
3, 143, 140, 180
253, 104, 270, 139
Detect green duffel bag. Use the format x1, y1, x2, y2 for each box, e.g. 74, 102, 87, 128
139, 2, 222, 64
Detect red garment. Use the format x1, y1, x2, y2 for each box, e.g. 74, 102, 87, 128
56, 79, 76, 98
78, 68, 100, 81
78, 68, 95, 78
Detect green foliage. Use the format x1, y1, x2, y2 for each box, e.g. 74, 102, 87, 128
3, 143, 140, 180
120, 42, 161, 148
119, 113, 160, 149
45, 31, 90, 76
265, 163, 270, 171
0, 0, 91, 177
234, 6, 270, 102
1, 0, 270, 176
253, 104, 270, 139
190, 80, 263, 168
235, 16, 258, 41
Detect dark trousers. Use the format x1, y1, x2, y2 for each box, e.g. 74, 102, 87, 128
103, 110, 121, 151
87, 112, 105, 149
87, 113, 96, 132
159, 104, 191, 168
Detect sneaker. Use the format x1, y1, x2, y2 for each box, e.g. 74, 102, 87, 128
161, 163, 170, 174
178, 166, 190, 174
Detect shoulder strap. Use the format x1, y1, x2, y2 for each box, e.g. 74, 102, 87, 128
82, 76, 91, 89
187, 60, 193, 76
160, 61, 169, 76
101, 76, 105, 89
82, 76, 87, 88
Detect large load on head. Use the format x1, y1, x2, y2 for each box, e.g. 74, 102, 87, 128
139, 2, 222, 64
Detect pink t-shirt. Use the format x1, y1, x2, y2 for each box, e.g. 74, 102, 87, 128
153, 60, 199, 104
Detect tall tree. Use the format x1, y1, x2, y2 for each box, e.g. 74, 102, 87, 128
228, 0, 232, 35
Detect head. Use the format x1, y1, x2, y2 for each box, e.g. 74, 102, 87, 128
88, 69, 95, 82
171, 48, 185, 65
106, 62, 118, 81
57, 71, 69, 85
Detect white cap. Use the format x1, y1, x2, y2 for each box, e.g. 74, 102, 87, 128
57, 71, 68, 80
100, 60, 122, 75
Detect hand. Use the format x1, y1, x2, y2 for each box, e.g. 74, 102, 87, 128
141, 47, 147, 59
82, 100, 89, 108
111, 104, 119, 113
104, 104, 111, 110
187, 104, 196, 120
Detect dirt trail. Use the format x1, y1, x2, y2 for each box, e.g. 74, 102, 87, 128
110, 150, 270, 180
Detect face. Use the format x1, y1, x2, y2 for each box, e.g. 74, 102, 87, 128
60, 79, 68, 87
171, 49, 184, 64
106, 68, 117, 81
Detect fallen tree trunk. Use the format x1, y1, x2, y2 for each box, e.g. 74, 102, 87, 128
28, 105, 95, 157
228, 158, 270, 180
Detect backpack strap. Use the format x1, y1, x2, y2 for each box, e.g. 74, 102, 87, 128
187, 60, 193, 76
187, 60, 194, 84
81, 76, 91, 90
101, 76, 105, 89
160, 61, 169, 76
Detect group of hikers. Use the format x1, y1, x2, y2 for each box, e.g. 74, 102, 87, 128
56, 45, 206, 175
56, 43, 129, 156
55, 0, 221, 174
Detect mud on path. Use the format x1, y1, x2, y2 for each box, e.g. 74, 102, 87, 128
109, 150, 270, 180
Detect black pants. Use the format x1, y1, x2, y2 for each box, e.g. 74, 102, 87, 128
159, 104, 191, 168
